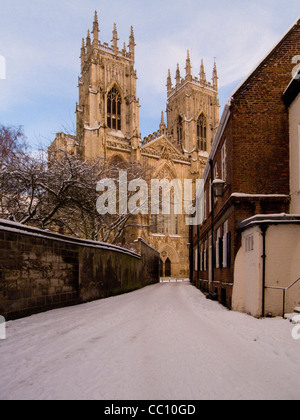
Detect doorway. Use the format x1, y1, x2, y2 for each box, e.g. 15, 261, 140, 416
165, 258, 171, 277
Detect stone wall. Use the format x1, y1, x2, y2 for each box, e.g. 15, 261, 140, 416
0, 219, 160, 320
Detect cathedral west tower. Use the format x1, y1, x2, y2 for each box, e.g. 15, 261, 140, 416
76, 11, 140, 161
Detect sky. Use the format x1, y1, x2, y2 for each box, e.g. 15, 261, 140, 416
0, 0, 299, 150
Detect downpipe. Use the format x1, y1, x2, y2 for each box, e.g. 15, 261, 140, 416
260, 224, 269, 318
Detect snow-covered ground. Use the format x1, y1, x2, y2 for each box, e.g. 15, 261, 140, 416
1, 281, 300, 400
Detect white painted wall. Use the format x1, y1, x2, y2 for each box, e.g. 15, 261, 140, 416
233, 224, 300, 317
289, 92, 300, 214
232, 226, 262, 317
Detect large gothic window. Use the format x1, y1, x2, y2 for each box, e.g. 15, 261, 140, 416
107, 87, 122, 130
177, 115, 183, 145
197, 114, 207, 151
151, 198, 178, 236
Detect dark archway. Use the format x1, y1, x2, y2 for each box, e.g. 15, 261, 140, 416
165, 258, 171, 277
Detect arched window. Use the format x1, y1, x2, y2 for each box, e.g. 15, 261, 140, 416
151, 198, 178, 235
107, 87, 122, 130
197, 114, 207, 151
177, 115, 183, 145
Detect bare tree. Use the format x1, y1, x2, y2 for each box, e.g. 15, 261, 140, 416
0, 128, 152, 245
0, 124, 27, 167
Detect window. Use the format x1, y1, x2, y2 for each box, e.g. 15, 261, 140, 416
200, 243, 203, 271
203, 188, 207, 220
151, 198, 178, 235
204, 240, 208, 271
197, 114, 207, 151
208, 236, 212, 282
194, 247, 198, 271
223, 220, 229, 268
216, 228, 223, 269
221, 140, 227, 182
214, 162, 218, 179
177, 115, 183, 145
107, 87, 121, 130
245, 235, 254, 252
222, 221, 231, 268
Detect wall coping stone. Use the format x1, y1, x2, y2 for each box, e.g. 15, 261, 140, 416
0, 219, 140, 259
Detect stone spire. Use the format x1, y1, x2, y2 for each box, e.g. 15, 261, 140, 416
93, 11, 99, 47
129, 26, 136, 62
112, 23, 119, 54
80, 38, 86, 72
213, 59, 218, 91
160, 111, 166, 133
175, 63, 181, 85
167, 69, 172, 93
86, 30, 91, 55
200, 59, 206, 84
185, 50, 192, 80
122, 42, 127, 56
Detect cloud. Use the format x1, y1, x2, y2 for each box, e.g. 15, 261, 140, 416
0, 0, 299, 144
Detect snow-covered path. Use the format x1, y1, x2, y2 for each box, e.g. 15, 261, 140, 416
1, 281, 300, 400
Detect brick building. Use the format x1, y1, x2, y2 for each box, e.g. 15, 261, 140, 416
191, 17, 300, 309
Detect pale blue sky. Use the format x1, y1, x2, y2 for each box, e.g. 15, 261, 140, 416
0, 0, 299, 149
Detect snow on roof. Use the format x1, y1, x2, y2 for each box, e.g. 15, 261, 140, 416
231, 193, 289, 199
239, 213, 300, 230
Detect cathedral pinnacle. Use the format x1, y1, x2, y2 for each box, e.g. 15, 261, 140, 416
86, 30, 91, 54
200, 59, 206, 84
212, 59, 218, 91
93, 10, 99, 46
129, 26, 136, 62
112, 23, 119, 54
167, 69, 172, 92
175, 64, 181, 85
160, 111, 166, 132
80, 38, 86, 71
185, 50, 192, 80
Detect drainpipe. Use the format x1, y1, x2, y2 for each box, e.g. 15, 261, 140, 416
189, 224, 193, 283
209, 159, 215, 289
260, 224, 269, 318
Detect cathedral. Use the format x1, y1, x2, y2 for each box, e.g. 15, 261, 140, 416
51, 11, 219, 277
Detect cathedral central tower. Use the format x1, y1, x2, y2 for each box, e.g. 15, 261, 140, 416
166, 52, 219, 155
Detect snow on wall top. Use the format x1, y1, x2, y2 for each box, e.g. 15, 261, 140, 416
0, 218, 141, 259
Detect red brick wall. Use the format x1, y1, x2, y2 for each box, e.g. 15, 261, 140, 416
230, 22, 300, 195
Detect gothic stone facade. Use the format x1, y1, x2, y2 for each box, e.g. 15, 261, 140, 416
51, 12, 219, 277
